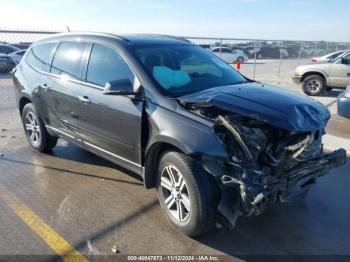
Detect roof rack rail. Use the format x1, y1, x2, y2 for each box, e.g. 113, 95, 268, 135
137, 34, 191, 43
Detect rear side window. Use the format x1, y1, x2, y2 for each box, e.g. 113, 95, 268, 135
86, 44, 134, 86
51, 42, 87, 80
222, 48, 232, 53
26, 43, 56, 72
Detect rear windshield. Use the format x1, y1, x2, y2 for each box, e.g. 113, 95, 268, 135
131, 45, 247, 96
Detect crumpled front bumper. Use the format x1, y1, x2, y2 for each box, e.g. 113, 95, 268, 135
203, 148, 347, 229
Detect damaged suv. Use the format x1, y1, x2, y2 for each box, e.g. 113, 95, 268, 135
13, 33, 346, 236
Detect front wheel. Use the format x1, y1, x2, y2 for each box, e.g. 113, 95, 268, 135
157, 151, 218, 237
302, 75, 326, 96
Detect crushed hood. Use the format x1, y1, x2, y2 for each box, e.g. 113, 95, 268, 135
178, 82, 330, 132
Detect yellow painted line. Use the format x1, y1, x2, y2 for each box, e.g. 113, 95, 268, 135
0, 184, 87, 262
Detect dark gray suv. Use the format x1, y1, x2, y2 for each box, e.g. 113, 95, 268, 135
12, 33, 346, 236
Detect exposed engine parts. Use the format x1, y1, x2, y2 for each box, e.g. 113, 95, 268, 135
183, 103, 346, 229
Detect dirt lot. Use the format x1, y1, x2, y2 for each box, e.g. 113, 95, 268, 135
1, 60, 350, 260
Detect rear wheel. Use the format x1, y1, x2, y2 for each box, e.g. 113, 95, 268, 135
157, 151, 218, 237
21, 103, 58, 152
236, 56, 244, 63
302, 75, 326, 96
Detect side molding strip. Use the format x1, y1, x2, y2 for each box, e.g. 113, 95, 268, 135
46, 125, 141, 168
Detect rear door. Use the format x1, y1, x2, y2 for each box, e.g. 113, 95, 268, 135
329, 53, 350, 88
70, 43, 143, 172
48, 41, 90, 135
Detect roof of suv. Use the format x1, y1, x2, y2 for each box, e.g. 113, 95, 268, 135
38, 32, 193, 46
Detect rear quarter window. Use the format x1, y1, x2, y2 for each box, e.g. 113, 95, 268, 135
26, 43, 57, 72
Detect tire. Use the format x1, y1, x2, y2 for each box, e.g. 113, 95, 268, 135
157, 151, 218, 237
21, 103, 58, 152
302, 75, 326, 96
257, 54, 263, 59
236, 56, 244, 63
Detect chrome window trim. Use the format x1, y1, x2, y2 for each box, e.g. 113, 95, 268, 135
26, 40, 141, 91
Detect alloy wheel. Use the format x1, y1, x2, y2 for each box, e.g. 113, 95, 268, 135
160, 165, 191, 222
306, 79, 322, 94
24, 112, 41, 146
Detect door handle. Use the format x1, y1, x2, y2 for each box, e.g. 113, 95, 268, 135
78, 96, 91, 104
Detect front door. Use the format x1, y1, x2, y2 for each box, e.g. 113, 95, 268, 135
329, 53, 350, 88
71, 43, 143, 173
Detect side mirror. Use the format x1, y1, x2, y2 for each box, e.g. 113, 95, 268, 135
103, 79, 137, 96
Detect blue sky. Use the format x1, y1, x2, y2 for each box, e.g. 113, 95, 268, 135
1, 0, 349, 41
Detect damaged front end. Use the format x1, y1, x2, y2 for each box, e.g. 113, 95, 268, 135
179, 90, 347, 229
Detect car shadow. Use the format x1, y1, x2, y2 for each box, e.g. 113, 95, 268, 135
48, 141, 144, 183
0, 73, 11, 79
322, 89, 343, 98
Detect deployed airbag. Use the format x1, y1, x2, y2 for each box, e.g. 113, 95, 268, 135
153, 66, 191, 89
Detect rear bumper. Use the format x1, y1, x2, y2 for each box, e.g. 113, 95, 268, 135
337, 92, 350, 119
213, 148, 347, 229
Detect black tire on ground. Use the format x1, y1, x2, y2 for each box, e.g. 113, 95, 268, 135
21, 103, 58, 152
302, 75, 326, 96
236, 56, 244, 63
157, 151, 218, 237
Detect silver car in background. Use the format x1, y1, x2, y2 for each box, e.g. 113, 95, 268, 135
8, 49, 26, 64
312, 50, 347, 63
211, 47, 249, 63
293, 51, 350, 96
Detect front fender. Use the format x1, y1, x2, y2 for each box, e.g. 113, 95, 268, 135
301, 70, 328, 81
145, 103, 228, 159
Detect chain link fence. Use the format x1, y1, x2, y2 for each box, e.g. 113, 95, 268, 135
0, 28, 349, 159
0, 30, 59, 152
1, 29, 350, 152
185, 37, 350, 85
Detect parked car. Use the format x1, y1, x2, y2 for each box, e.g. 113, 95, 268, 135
211, 47, 249, 63
302, 46, 325, 57
0, 54, 16, 73
337, 73, 350, 119
286, 46, 301, 58
13, 33, 346, 236
312, 50, 346, 63
0, 44, 20, 55
9, 49, 26, 64
13, 42, 32, 50
293, 51, 350, 95
249, 47, 288, 59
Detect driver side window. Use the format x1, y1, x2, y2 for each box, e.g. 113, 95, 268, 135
86, 44, 134, 87
341, 53, 350, 65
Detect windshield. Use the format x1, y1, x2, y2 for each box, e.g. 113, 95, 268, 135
131, 45, 248, 96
